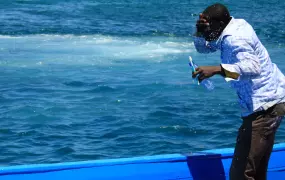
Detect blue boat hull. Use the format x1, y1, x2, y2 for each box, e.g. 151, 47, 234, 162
1, 143, 285, 180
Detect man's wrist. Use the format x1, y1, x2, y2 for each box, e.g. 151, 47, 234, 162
213, 65, 226, 76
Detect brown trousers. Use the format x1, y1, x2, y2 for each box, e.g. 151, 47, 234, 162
230, 103, 285, 180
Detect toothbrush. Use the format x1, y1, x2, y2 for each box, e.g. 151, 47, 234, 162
188, 56, 200, 85
189, 56, 195, 72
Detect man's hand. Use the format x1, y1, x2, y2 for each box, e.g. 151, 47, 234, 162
192, 66, 223, 82
196, 13, 210, 37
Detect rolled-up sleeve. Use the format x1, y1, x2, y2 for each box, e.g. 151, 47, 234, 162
193, 36, 218, 54
221, 36, 261, 81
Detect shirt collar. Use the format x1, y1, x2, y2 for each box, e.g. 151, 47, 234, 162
216, 16, 235, 46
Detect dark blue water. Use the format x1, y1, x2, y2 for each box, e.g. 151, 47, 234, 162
1, 0, 285, 166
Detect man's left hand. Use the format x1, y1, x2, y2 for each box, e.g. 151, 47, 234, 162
192, 66, 222, 82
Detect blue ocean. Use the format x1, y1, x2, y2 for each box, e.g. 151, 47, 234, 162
1, 0, 285, 166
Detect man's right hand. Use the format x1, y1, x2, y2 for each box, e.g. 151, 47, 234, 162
195, 13, 210, 37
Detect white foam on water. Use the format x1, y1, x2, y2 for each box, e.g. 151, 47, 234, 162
0, 34, 195, 67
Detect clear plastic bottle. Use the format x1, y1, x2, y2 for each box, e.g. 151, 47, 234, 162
188, 56, 215, 91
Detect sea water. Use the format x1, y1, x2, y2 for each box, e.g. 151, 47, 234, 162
0, 0, 285, 166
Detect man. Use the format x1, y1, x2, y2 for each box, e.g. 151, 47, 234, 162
192, 3, 285, 180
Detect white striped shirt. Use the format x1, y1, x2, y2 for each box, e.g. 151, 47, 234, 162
193, 17, 285, 117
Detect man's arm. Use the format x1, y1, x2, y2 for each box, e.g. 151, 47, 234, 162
192, 36, 261, 82
193, 36, 219, 54
192, 65, 227, 82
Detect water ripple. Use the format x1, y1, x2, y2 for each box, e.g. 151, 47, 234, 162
1, 0, 285, 167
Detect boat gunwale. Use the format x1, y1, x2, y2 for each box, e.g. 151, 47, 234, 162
0, 143, 285, 176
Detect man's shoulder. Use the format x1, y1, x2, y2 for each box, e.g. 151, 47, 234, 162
232, 18, 249, 25
221, 18, 256, 48
220, 34, 256, 54
222, 18, 255, 39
